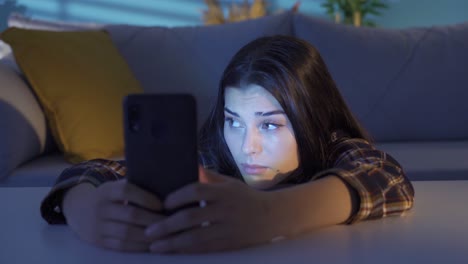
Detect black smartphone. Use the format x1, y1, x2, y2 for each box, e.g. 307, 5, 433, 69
123, 94, 199, 206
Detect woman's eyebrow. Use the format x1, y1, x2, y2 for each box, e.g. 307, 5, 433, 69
224, 107, 239, 117
255, 110, 285, 116
224, 107, 285, 117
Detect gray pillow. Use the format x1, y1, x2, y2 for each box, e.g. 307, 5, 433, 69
0, 41, 11, 59
0, 62, 54, 180
294, 14, 468, 142
106, 11, 294, 128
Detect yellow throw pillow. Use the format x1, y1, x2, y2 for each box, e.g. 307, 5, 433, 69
1, 28, 143, 163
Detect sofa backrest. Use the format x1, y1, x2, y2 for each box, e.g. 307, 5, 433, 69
105, 11, 294, 129
3, 11, 467, 152
294, 14, 468, 142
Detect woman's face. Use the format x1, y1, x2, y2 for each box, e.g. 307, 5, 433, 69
223, 84, 299, 189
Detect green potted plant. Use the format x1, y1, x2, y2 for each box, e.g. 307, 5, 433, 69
321, 0, 389, 27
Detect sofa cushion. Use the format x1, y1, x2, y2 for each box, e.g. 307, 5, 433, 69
1, 28, 143, 163
105, 11, 294, 128
0, 63, 56, 180
0, 154, 71, 187
0, 153, 124, 187
294, 14, 468, 142
376, 141, 468, 181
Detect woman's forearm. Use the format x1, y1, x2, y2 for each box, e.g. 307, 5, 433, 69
268, 175, 359, 237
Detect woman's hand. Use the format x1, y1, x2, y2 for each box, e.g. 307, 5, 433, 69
62, 179, 166, 252
145, 168, 284, 254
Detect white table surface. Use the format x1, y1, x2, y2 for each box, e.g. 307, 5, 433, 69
1, 181, 468, 264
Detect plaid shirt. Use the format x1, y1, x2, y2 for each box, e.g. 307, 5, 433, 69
40, 131, 415, 225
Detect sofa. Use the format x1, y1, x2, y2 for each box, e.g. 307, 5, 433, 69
1, 11, 467, 187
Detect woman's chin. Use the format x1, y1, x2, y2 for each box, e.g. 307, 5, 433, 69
243, 176, 278, 190
242, 170, 294, 190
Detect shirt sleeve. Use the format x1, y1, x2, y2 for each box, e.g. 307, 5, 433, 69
313, 134, 415, 224
40, 159, 127, 225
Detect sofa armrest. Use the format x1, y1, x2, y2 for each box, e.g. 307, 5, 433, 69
0, 61, 56, 180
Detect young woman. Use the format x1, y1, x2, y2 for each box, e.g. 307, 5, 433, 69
41, 35, 414, 254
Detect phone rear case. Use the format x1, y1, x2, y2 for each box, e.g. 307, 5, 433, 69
123, 94, 198, 200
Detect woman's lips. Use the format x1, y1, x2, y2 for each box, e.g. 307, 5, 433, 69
241, 164, 268, 175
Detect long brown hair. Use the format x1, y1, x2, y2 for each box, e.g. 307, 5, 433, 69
199, 35, 371, 183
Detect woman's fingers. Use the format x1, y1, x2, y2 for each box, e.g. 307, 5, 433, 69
100, 220, 152, 243
145, 205, 221, 240
148, 224, 227, 254
99, 202, 165, 227
199, 167, 232, 184
165, 170, 240, 211
99, 236, 149, 252
100, 179, 163, 211
163, 183, 217, 211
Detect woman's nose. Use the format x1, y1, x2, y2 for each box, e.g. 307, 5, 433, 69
242, 129, 262, 155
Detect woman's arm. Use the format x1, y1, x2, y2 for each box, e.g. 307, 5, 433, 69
267, 175, 359, 237
42, 159, 167, 252
268, 136, 415, 236
40, 159, 127, 224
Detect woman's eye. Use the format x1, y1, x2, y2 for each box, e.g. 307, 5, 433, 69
261, 122, 281, 130
225, 117, 242, 128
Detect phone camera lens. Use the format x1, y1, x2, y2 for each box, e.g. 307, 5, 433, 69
128, 104, 140, 133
